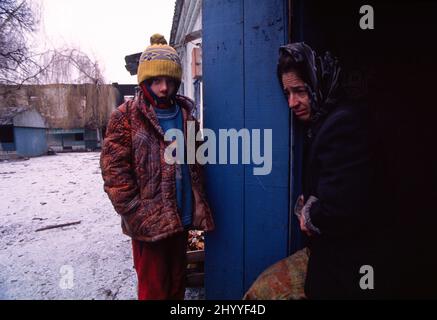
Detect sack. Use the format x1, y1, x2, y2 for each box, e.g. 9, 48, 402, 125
243, 247, 310, 300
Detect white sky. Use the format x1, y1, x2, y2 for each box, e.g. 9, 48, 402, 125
32, 0, 176, 84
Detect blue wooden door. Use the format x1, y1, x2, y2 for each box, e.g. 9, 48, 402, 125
203, 0, 293, 299
14, 127, 47, 157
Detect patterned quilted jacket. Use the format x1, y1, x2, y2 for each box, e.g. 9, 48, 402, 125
100, 92, 214, 242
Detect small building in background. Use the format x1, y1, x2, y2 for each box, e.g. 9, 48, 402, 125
0, 107, 48, 158
0, 84, 120, 158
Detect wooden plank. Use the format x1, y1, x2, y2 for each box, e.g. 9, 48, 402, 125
204, 0, 291, 299
243, 0, 290, 293
203, 0, 245, 300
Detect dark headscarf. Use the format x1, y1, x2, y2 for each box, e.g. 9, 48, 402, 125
278, 42, 341, 123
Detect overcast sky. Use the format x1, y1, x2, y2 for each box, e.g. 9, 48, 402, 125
32, 0, 176, 84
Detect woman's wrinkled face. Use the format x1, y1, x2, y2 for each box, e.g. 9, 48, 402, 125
281, 72, 311, 122
150, 77, 176, 98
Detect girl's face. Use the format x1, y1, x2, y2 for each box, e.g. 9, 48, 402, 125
150, 77, 176, 98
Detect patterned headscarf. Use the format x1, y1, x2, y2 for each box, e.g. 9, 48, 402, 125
279, 42, 341, 123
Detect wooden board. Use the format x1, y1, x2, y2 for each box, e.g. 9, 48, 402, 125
203, 0, 290, 299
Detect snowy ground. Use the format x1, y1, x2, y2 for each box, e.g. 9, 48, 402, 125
0, 152, 203, 300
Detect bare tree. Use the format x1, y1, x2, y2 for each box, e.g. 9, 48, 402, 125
1, 1, 106, 87
0, 0, 45, 85
38, 47, 105, 85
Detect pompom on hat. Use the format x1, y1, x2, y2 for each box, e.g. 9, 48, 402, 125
137, 34, 182, 85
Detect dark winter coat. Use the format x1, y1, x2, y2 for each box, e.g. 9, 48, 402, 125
302, 100, 380, 299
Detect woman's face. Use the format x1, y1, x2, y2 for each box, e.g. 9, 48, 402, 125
281, 71, 311, 122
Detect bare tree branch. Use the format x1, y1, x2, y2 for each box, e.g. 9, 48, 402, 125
0, 0, 40, 85
0, 1, 106, 88
35, 48, 105, 85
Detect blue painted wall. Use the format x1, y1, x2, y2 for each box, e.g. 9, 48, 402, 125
14, 127, 47, 157
203, 0, 291, 299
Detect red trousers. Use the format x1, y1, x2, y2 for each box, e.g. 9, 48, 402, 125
132, 232, 188, 300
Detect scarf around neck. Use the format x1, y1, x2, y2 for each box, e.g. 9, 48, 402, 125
140, 82, 175, 109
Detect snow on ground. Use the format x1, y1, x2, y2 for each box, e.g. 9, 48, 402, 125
0, 152, 203, 300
